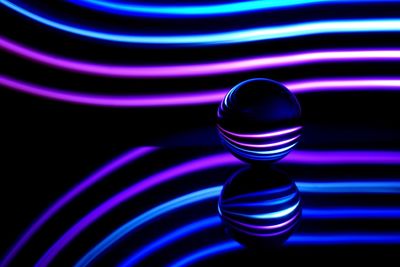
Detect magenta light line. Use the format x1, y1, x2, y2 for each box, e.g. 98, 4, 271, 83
3, 37, 400, 78
35, 150, 400, 266
287, 78, 400, 92
2, 75, 400, 108
0, 75, 227, 107
0, 147, 156, 267
218, 125, 302, 138
220, 133, 301, 148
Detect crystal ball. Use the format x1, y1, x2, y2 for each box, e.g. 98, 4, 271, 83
217, 78, 302, 164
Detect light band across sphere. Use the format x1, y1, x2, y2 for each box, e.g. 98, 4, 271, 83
218, 167, 302, 248
217, 78, 302, 163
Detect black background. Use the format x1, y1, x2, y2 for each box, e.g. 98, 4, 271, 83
1, 0, 400, 266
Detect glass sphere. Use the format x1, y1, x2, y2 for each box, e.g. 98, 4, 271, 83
217, 78, 302, 164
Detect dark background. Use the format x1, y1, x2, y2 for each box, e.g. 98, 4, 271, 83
1, 0, 400, 266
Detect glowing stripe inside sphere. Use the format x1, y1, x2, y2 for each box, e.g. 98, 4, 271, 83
217, 78, 302, 163
218, 167, 302, 249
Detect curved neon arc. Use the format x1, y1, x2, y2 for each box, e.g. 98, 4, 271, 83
70, 0, 400, 17
0, 147, 156, 267
4, 1, 400, 44
118, 216, 221, 267
75, 187, 223, 267
35, 154, 237, 267
33, 151, 400, 266
77, 179, 400, 266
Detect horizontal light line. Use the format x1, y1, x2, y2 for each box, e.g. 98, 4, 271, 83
222, 210, 301, 230
0, 74, 228, 107
77, 176, 400, 266
218, 125, 302, 138
223, 200, 300, 219
3, 36, 400, 78
219, 133, 300, 148
69, 0, 400, 17
297, 181, 400, 193
3, 75, 400, 107
304, 208, 400, 218
222, 192, 298, 208
171, 235, 400, 267
223, 185, 296, 204
4, 1, 400, 44
225, 141, 298, 155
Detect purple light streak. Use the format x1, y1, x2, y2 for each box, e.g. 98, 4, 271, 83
219, 133, 301, 148
34, 150, 400, 266
0, 75, 227, 107
0, 147, 156, 267
218, 125, 302, 138
2, 36, 400, 78
2, 75, 400, 107
35, 153, 237, 267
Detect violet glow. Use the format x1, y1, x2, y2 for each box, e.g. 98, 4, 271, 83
2, 75, 400, 107
3, 36, 400, 78
33, 150, 400, 266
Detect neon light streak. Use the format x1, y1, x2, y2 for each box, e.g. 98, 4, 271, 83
4, 2, 400, 45
69, 0, 400, 17
0, 147, 156, 267
3, 37, 400, 78
78, 179, 400, 266
3, 75, 400, 107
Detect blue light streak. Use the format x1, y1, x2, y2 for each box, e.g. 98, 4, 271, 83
4, 1, 400, 44
77, 181, 400, 266
75, 186, 222, 267
69, 0, 400, 17
170, 234, 400, 267
223, 200, 301, 219
118, 217, 220, 267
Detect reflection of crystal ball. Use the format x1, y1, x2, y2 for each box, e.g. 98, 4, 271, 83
218, 166, 302, 249
217, 78, 302, 164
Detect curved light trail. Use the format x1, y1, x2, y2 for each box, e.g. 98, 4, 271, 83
34, 154, 237, 267
81, 180, 400, 267
3, 37, 400, 78
0, 147, 156, 267
36, 150, 400, 266
170, 234, 400, 267
69, 148, 400, 267
122, 208, 400, 267
69, 0, 400, 17
4, 1, 400, 44
2, 75, 400, 107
